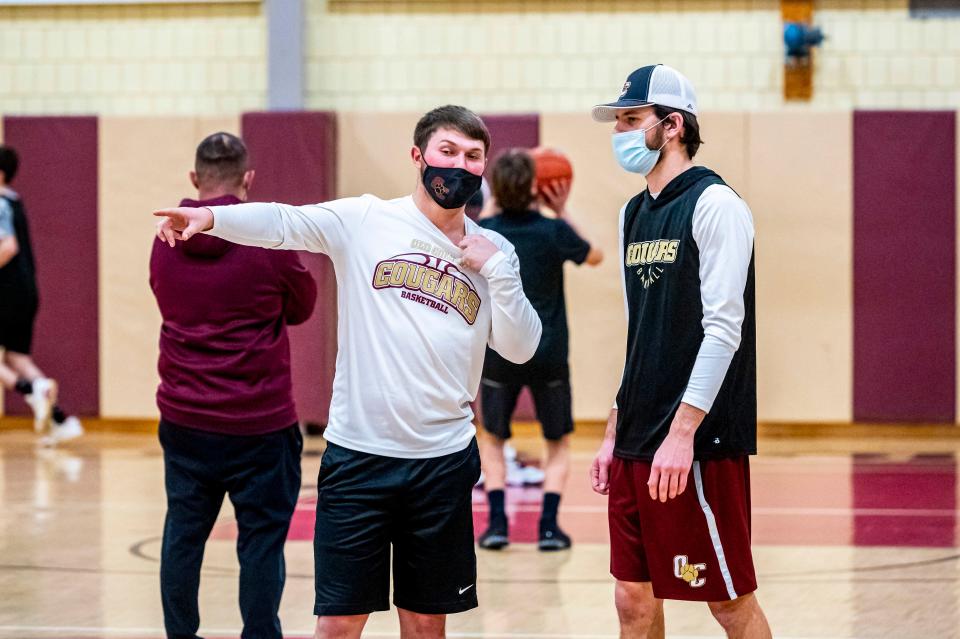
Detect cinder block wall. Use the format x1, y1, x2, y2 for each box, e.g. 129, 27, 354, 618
3, 1, 958, 116
0, 3, 266, 115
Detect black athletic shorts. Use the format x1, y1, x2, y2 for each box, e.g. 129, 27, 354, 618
0, 295, 38, 355
479, 372, 574, 441
313, 438, 481, 616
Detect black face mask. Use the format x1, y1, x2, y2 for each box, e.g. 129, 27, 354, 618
420, 157, 483, 210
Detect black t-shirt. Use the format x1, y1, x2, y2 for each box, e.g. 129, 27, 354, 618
479, 209, 591, 382
0, 193, 38, 311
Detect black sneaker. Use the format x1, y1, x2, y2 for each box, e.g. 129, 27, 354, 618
478, 522, 509, 550
538, 523, 571, 551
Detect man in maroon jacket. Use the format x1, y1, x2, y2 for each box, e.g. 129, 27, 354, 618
150, 132, 317, 639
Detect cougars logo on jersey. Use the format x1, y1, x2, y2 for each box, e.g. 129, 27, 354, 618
372, 252, 482, 324
625, 238, 680, 289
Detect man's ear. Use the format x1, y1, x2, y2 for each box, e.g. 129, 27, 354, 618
242, 169, 255, 192
411, 145, 424, 169
665, 113, 684, 140
189, 171, 200, 190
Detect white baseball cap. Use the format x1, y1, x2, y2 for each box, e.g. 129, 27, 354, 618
592, 64, 698, 121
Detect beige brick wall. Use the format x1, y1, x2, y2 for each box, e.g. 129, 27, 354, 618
816, 4, 960, 109
0, 3, 266, 116
0, 3, 957, 115
306, 0, 960, 112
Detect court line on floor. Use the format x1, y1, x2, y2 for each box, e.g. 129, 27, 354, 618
3, 539, 954, 584
0, 629, 609, 639
466, 505, 960, 517
3, 561, 958, 585
9, 502, 955, 517
761, 552, 960, 577
0, 626, 832, 639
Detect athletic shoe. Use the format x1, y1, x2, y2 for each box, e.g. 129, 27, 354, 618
51, 416, 84, 443
26, 378, 57, 434
478, 521, 510, 550
538, 523, 572, 551
507, 459, 545, 486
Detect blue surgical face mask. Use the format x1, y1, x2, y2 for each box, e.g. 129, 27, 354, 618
611, 116, 668, 175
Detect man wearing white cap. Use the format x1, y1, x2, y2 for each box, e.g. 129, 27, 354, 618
589, 64, 772, 637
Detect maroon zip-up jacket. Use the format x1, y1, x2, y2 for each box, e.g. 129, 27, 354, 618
149, 195, 318, 435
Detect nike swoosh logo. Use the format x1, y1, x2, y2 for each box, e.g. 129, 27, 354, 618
458, 585, 474, 595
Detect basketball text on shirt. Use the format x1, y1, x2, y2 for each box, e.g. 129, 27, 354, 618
373, 252, 482, 324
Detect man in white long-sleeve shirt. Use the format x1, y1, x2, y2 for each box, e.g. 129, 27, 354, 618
588, 65, 772, 637
155, 105, 542, 639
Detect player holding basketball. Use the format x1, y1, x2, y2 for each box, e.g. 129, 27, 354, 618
476, 149, 602, 551
589, 65, 772, 637
155, 105, 542, 639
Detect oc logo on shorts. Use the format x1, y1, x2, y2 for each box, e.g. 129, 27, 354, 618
673, 554, 707, 588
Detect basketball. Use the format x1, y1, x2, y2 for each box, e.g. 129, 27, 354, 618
530, 146, 573, 189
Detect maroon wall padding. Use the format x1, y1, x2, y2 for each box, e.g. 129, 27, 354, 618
853, 454, 956, 547
3, 116, 99, 416
241, 112, 338, 426
853, 111, 956, 422
479, 114, 540, 422
481, 113, 541, 170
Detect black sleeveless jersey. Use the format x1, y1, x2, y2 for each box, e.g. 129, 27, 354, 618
615, 167, 756, 461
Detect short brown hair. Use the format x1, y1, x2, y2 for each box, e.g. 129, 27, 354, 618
195, 132, 248, 186
491, 149, 536, 212
654, 105, 703, 159
413, 105, 491, 155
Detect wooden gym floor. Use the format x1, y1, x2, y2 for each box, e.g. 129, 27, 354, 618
0, 420, 957, 638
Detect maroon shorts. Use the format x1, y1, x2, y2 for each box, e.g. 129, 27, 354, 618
608, 455, 757, 602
